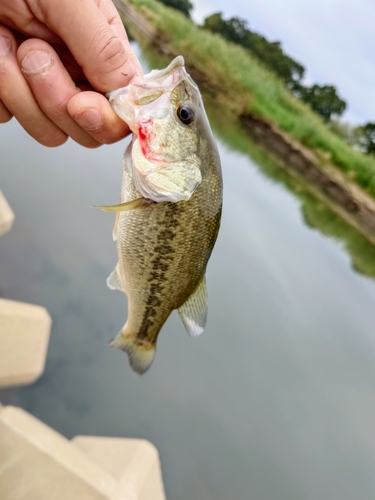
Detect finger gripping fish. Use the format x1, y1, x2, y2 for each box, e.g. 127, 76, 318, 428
102, 56, 223, 375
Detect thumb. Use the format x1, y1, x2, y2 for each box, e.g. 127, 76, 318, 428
27, 0, 141, 92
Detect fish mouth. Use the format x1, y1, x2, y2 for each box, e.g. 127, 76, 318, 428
106, 86, 128, 102
143, 56, 185, 82
106, 56, 185, 101
106, 56, 197, 127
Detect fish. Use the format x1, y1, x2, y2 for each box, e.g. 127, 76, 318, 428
99, 56, 222, 374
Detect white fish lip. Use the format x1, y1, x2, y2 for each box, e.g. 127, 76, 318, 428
143, 55, 185, 81
106, 86, 129, 103
105, 56, 185, 101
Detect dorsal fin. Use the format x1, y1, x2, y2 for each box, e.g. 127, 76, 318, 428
178, 276, 207, 337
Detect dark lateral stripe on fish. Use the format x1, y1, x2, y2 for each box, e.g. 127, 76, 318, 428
137, 203, 179, 342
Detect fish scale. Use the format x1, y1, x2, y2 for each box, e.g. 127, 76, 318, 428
117, 178, 221, 340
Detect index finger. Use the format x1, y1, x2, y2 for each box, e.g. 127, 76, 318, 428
27, 0, 142, 92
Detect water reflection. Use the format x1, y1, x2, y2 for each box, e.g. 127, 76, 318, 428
1, 44, 375, 500
208, 105, 375, 280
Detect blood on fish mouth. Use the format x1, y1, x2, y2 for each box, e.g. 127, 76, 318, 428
138, 118, 164, 164
138, 118, 153, 158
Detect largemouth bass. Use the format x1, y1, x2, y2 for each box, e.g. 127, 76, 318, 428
100, 56, 222, 374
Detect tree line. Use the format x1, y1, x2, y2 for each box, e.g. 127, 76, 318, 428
202, 13, 346, 122
156, 1, 375, 155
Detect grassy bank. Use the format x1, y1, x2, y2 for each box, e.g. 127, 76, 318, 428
123, 0, 375, 198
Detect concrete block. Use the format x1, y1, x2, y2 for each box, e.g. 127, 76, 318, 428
0, 190, 15, 236
0, 406, 124, 500
0, 299, 51, 388
72, 436, 166, 500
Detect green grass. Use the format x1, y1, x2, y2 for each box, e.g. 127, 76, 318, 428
124, 0, 375, 198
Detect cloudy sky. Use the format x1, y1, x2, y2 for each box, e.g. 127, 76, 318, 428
192, 0, 375, 125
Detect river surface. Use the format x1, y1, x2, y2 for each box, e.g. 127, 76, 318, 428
2, 46, 375, 500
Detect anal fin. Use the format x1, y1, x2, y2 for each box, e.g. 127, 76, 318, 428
178, 275, 207, 337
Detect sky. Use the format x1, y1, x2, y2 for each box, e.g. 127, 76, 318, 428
191, 0, 375, 125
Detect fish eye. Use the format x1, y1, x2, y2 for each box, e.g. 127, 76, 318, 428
177, 105, 195, 125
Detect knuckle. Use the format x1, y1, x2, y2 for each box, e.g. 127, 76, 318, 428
0, 101, 13, 123
0, 113, 13, 124
77, 138, 101, 149
96, 33, 127, 72
0, 24, 14, 41
42, 94, 71, 120
27, 0, 47, 22
40, 132, 68, 148
0, 37, 15, 69
30, 122, 68, 148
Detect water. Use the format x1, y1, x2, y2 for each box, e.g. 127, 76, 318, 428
2, 47, 375, 500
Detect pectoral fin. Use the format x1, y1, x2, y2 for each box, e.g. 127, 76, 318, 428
106, 264, 125, 293
178, 276, 207, 337
93, 198, 155, 212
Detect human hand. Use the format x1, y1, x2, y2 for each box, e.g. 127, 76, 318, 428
0, 0, 142, 147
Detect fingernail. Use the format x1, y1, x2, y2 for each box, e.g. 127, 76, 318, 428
21, 51, 53, 75
0, 37, 11, 57
74, 109, 103, 130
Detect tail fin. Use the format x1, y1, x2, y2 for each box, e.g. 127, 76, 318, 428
109, 330, 156, 375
